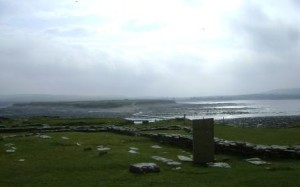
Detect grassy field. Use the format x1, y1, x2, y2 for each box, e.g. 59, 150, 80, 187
214, 124, 300, 145
136, 119, 300, 145
0, 116, 129, 127
1, 117, 300, 186
1, 132, 300, 187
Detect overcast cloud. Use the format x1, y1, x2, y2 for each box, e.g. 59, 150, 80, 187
1, 0, 300, 97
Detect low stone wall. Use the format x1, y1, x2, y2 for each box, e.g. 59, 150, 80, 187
143, 133, 300, 159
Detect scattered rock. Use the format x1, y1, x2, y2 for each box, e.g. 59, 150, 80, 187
265, 167, 274, 171
6, 149, 15, 153
245, 158, 269, 165
152, 156, 182, 167
61, 136, 69, 140
173, 167, 181, 170
178, 155, 193, 162
166, 161, 182, 167
128, 150, 138, 154
18, 159, 25, 162
129, 163, 160, 174
39, 135, 51, 139
151, 145, 162, 149
129, 147, 139, 150
207, 162, 231, 168
98, 147, 111, 155
76, 142, 81, 146
151, 156, 172, 163
4, 143, 14, 147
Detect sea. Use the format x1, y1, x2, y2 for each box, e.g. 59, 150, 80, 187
177, 99, 300, 120
1, 100, 300, 120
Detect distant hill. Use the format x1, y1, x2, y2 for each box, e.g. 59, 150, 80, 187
178, 88, 300, 101
263, 88, 300, 95
0, 94, 125, 103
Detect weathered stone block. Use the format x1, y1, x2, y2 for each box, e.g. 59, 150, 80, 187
192, 118, 214, 164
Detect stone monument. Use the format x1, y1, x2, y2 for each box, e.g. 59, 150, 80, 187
192, 118, 214, 164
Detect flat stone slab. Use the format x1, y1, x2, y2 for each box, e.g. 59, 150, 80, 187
39, 135, 51, 139
128, 150, 138, 154
207, 162, 231, 168
6, 149, 15, 153
151, 156, 172, 163
166, 161, 182, 167
178, 155, 193, 162
97, 147, 111, 154
129, 163, 160, 174
151, 145, 162, 149
4, 143, 14, 147
152, 156, 182, 167
61, 136, 69, 140
245, 158, 270, 165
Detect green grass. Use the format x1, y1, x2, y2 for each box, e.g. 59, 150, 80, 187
1, 132, 300, 187
1, 117, 300, 186
214, 124, 300, 145
0, 116, 129, 127
138, 119, 300, 145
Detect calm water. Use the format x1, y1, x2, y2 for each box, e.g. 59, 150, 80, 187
178, 100, 300, 119
1, 100, 300, 120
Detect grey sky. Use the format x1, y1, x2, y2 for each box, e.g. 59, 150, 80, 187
1, 0, 300, 97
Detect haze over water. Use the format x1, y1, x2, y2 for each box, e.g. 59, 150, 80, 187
1, 98, 300, 121
178, 99, 300, 120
